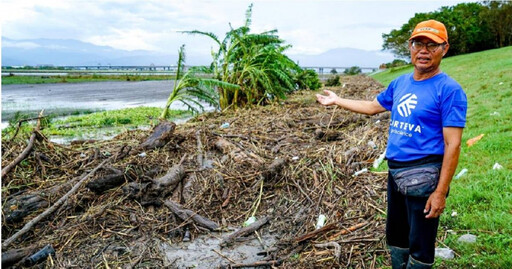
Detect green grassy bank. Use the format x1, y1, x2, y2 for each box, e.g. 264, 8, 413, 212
1, 107, 191, 142
371, 46, 512, 268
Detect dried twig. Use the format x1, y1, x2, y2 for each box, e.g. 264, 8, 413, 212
221, 216, 270, 247
2, 111, 43, 178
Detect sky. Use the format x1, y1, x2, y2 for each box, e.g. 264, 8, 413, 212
1, 0, 474, 57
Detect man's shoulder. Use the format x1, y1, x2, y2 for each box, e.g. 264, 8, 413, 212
439, 72, 460, 87
438, 73, 464, 90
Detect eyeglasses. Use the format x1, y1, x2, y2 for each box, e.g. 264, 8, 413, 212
410, 40, 445, 52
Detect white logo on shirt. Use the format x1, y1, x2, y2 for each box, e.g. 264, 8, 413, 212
397, 93, 417, 117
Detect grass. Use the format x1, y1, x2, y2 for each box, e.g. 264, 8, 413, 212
2, 107, 192, 142
371, 46, 512, 268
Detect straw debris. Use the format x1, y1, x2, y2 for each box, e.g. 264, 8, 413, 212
2, 75, 390, 268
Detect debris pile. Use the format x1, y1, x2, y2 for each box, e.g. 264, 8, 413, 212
2, 75, 391, 268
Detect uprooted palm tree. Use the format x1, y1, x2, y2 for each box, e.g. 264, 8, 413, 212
182, 4, 311, 110
141, 45, 239, 150
160, 44, 240, 119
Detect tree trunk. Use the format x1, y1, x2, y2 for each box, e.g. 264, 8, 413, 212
140, 121, 176, 150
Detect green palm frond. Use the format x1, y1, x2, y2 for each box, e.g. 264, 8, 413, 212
180, 30, 221, 46
179, 4, 304, 109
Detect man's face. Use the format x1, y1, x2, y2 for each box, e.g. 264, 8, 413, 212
409, 37, 449, 74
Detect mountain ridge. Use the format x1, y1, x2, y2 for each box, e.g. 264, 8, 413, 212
2, 37, 397, 67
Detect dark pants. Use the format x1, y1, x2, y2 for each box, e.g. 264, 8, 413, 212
386, 155, 443, 264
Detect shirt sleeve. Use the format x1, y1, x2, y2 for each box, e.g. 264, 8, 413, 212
442, 85, 467, 127
376, 80, 395, 111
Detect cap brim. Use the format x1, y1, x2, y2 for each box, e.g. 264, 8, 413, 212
409, 33, 446, 44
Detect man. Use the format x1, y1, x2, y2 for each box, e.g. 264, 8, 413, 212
316, 20, 467, 269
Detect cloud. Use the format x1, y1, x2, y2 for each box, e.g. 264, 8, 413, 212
1, 0, 475, 55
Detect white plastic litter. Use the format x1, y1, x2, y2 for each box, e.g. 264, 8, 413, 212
292, 156, 299, 161
220, 122, 230, 128
316, 214, 327, 229
493, 163, 503, 170
435, 248, 455, 260
138, 152, 147, 157
80, 153, 86, 158
243, 216, 257, 227
454, 168, 468, 179
451, 211, 458, 217
353, 168, 368, 177
368, 141, 377, 149
373, 151, 386, 169
457, 234, 477, 244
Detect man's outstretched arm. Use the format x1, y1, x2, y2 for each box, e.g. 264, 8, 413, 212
316, 90, 386, 115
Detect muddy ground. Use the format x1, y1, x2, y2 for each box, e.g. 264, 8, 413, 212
1, 75, 390, 268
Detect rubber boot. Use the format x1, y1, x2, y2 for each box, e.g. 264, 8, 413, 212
406, 255, 433, 269
389, 245, 409, 269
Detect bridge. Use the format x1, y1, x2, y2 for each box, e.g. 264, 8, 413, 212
2, 65, 379, 75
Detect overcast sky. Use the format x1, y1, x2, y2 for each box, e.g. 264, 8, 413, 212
2, 0, 473, 56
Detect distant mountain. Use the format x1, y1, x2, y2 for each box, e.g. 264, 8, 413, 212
2, 37, 397, 68
1, 37, 209, 66
287, 48, 396, 68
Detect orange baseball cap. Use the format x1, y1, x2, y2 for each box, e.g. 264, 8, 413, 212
409, 20, 448, 44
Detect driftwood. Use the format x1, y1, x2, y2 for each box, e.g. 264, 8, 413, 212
3, 194, 49, 223
164, 199, 219, 231
85, 168, 125, 194
220, 216, 270, 247
262, 158, 287, 180
123, 164, 185, 205
214, 137, 263, 166
2, 157, 112, 248
152, 164, 185, 190
1, 247, 35, 267
314, 128, 342, 141
140, 120, 176, 150
2, 111, 43, 178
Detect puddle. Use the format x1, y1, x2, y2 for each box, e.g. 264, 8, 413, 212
160, 231, 278, 268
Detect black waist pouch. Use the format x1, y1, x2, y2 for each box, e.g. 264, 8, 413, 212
389, 163, 441, 197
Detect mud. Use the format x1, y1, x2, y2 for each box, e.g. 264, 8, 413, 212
161, 231, 278, 268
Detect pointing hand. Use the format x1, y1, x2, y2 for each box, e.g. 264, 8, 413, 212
316, 90, 339, 106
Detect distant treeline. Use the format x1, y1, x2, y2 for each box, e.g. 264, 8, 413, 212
383, 1, 512, 58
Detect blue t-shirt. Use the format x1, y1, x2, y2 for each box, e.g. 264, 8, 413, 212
377, 72, 467, 162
